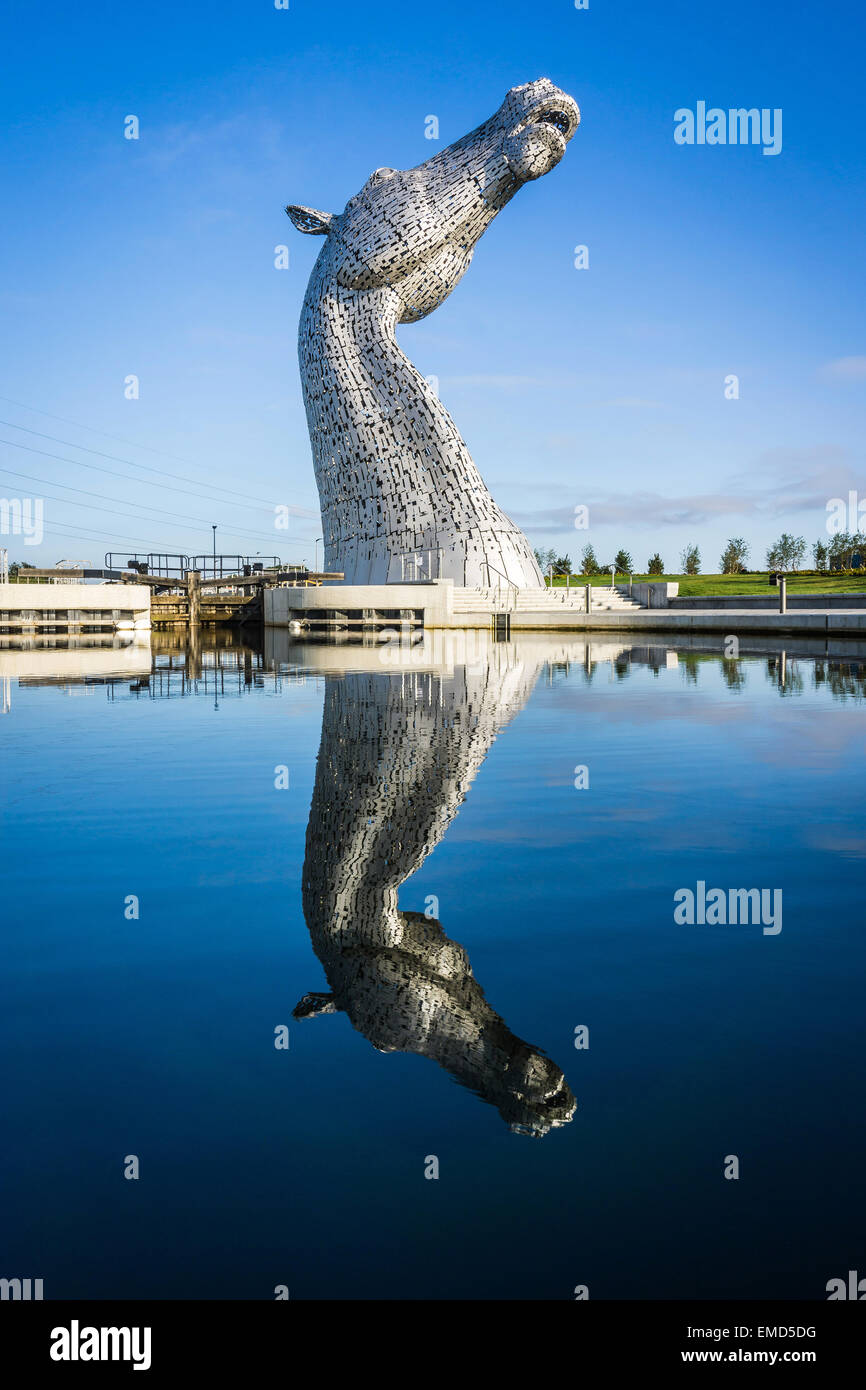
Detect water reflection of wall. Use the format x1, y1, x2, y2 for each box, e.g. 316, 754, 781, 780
0, 637, 286, 701
298, 646, 577, 1135
2, 630, 864, 706
0, 637, 153, 685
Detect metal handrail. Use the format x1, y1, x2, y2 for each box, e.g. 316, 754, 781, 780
484, 563, 520, 611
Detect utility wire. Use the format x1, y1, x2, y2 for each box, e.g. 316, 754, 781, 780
0, 404, 303, 511
0, 463, 297, 544
24, 521, 220, 550
27, 519, 316, 552
0, 435, 315, 517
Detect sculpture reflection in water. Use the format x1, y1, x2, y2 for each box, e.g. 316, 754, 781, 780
295, 638, 576, 1136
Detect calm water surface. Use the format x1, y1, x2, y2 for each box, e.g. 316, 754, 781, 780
1, 631, 864, 1299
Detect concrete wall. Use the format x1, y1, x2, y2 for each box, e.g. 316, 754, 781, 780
671, 591, 866, 610
0, 582, 152, 630
627, 582, 680, 608
265, 580, 455, 626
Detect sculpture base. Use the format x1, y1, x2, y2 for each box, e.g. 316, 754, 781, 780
264, 581, 866, 639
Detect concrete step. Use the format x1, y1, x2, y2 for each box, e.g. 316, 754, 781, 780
451, 585, 644, 613
521, 593, 641, 608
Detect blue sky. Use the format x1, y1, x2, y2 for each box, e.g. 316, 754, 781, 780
1, 0, 864, 571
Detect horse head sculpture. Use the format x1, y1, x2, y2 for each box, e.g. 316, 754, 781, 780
287, 79, 580, 588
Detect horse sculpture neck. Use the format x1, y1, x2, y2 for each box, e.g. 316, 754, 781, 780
299, 245, 543, 586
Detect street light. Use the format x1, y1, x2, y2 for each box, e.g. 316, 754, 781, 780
212, 524, 217, 578
314, 536, 323, 572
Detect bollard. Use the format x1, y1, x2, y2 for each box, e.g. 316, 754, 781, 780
186, 569, 201, 627
779, 575, 787, 614
585, 583, 591, 614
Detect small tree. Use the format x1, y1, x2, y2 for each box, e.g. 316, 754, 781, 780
680, 542, 701, 575
554, 554, 572, 575
766, 533, 806, 571
827, 532, 850, 570
789, 535, 807, 570
719, 537, 750, 574
580, 543, 599, 575
647, 553, 665, 575
812, 538, 828, 571
613, 549, 633, 574
827, 531, 866, 569
533, 546, 556, 571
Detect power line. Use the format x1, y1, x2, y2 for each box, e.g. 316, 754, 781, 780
0, 403, 305, 511
3, 488, 283, 544
21, 520, 213, 550
0, 393, 233, 471
0, 418, 280, 508
0, 435, 315, 517
0, 463, 298, 544
22, 518, 317, 552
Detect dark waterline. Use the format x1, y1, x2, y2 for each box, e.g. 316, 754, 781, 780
1, 631, 864, 1299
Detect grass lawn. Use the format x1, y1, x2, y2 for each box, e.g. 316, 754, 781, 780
545, 572, 866, 597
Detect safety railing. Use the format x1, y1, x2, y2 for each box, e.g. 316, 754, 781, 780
484, 563, 520, 611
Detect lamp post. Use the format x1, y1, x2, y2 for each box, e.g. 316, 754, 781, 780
212, 524, 217, 579
314, 536, 322, 573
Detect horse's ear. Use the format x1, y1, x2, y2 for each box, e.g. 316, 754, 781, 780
293, 991, 339, 1019
285, 205, 334, 235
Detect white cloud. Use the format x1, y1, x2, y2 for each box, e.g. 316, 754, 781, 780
511, 447, 865, 532
817, 356, 866, 382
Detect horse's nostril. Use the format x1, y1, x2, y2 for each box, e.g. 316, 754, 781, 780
536, 110, 571, 135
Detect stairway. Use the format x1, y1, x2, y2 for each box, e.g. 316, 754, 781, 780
452, 586, 502, 612
452, 584, 643, 614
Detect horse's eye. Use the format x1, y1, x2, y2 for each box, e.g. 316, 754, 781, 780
369, 167, 397, 185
